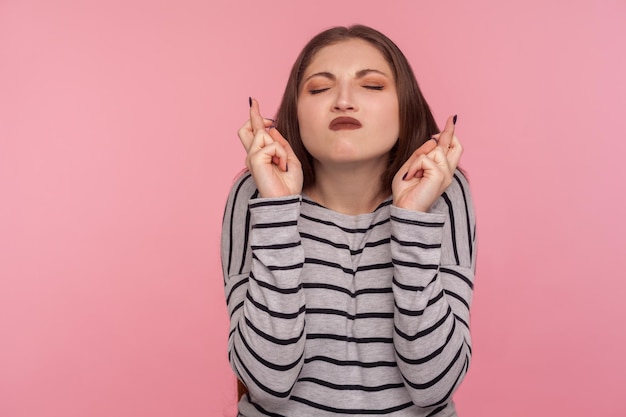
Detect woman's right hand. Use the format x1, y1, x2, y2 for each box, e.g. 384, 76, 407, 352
238, 98, 303, 198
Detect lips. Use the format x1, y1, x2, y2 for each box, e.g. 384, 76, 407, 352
329, 117, 362, 130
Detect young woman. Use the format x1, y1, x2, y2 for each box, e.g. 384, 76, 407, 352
221, 25, 477, 417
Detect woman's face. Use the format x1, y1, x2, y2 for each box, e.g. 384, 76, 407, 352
297, 39, 400, 169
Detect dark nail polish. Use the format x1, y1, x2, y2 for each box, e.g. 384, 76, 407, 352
249, 97, 252, 108
453, 114, 458, 125
402, 172, 407, 180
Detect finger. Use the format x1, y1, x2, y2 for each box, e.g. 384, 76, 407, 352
403, 154, 429, 181
427, 146, 452, 172
398, 140, 436, 174
445, 135, 463, 173
248, 141, 289, 172
427, 147, 453, 185
249, 130, 274, 154
437, 115, 456, 149
249, 98, 266, 135
395, 139, 438, 182
396, 153, 424, 182
268, 128, 289, 167
416, 138, 438, 155
268, 128, 298, 169
239, 118, 275, 152
238, 119, 255, 151
268, 127, 296, 156
403, 154, 444, 182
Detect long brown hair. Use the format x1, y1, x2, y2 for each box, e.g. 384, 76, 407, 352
275, 25, 440, 194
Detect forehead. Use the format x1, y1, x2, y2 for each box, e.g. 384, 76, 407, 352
303, 38, 392, 77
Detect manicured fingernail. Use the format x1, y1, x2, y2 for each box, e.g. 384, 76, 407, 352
249, 97, 252, 108
402, 172, 407, 180
265, 118, 277, 129
453, 114, 458, 125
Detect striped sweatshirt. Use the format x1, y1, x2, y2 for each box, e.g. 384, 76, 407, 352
221, 170, 477, 417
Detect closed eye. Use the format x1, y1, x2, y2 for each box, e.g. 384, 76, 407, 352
310, 88, 330, 95
363, 85, 384, 91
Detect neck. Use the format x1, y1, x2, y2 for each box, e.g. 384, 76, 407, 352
305, 161, 389, 215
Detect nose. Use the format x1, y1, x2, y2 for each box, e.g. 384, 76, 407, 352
332, 83, 357, 112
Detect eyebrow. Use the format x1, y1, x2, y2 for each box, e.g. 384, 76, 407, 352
303, 68, 390, 83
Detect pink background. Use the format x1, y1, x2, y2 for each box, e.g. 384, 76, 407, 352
2, 0, 625, 416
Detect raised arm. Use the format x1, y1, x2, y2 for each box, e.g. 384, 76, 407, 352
390, 117, 477, 408
221, 174, 307, 404
222, 99, 306, 404
391, 171, 476, 408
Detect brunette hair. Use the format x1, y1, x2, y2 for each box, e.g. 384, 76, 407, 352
275, 24, 440, 194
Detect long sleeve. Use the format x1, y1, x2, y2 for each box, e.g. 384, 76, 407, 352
391, 171, 477, 409
221, 173, 306, 405
222, 171, 477, 417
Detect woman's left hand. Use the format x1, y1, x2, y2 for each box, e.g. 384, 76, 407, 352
392, 115, 463, 212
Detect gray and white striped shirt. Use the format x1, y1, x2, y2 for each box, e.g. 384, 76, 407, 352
221, 171, 476, 417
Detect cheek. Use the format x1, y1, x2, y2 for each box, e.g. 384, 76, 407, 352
388, 98, 401, 137
373, 98, 400, 136
296, 102, 319, 141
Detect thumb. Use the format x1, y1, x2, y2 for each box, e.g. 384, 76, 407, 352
400, 138, 437, 172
